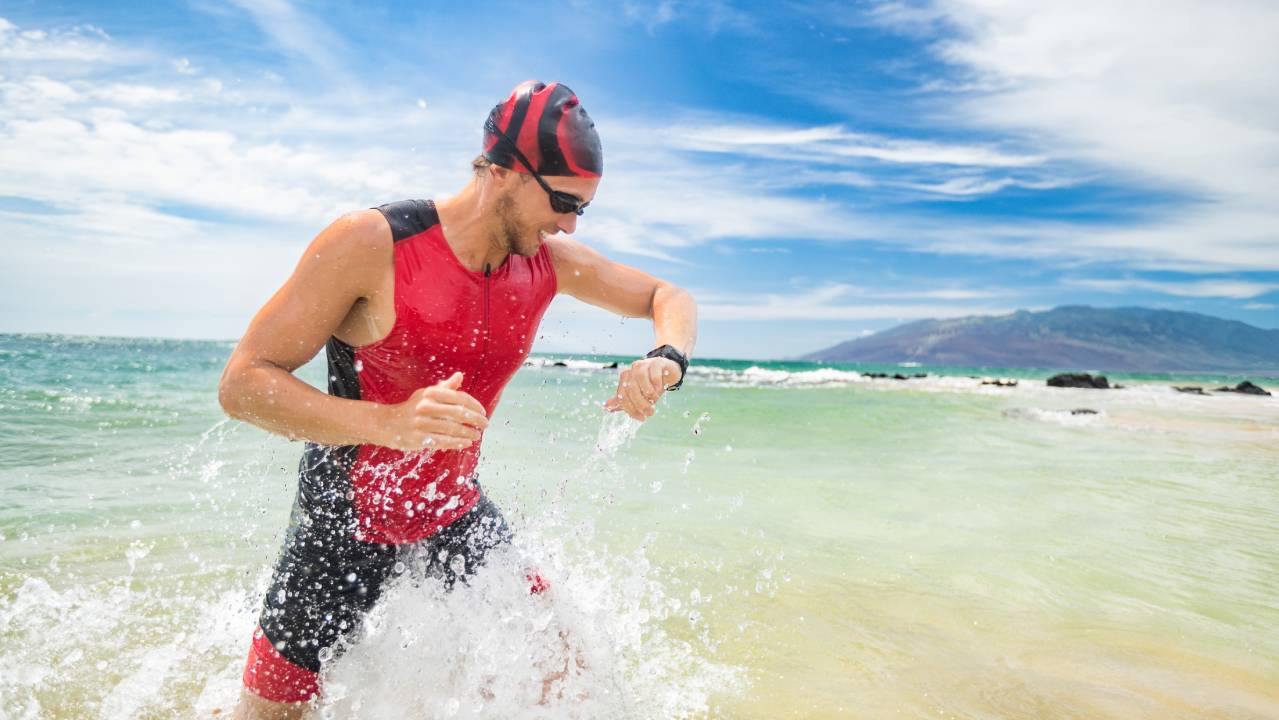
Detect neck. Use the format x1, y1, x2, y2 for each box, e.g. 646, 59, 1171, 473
435, 178, 507, 272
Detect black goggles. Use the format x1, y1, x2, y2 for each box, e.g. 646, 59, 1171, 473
484, 118, 590, 216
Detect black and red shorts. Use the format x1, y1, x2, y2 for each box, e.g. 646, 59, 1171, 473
242, 480, 514, 704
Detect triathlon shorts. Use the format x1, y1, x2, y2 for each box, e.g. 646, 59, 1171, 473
241, 492, 542, 704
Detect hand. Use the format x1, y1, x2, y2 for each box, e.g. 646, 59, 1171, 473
377, 372, 489, 451
604, 357, 681, 421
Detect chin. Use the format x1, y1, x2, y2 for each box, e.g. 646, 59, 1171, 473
515, 230, 550, 257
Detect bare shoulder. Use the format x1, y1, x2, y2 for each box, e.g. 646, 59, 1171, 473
544, 234, 594, 261
291, 209, 393, 294
309, 208, 392, 267
545, 235, 605, 281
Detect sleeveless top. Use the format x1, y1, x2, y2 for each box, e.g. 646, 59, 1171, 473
294, 199, 558, 544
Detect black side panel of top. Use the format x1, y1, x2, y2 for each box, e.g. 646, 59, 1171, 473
325, 336, 361, 400
374, 198, 440, 242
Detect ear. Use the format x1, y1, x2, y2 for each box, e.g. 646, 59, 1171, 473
487, 163, 511, 185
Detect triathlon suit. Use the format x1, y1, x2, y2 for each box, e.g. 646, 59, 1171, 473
242, 199, 557, 703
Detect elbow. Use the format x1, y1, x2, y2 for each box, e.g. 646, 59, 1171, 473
217, 365, 250, 421
651, 282, 695, 316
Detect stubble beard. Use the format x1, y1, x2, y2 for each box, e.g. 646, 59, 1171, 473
493, 190, 537, 258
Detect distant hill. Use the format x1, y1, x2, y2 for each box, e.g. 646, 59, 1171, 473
802, 306, 1279, 373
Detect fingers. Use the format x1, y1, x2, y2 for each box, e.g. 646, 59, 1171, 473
606, 368, 653, 421
622, 374, 653, 420
631, 362, 662, 403
421, 374, 488, 426
417, 415, 482, 444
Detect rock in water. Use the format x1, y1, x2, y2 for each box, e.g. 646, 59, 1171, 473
1174, 386, 1207, 395
1047, 373, 1111, 389
1213, 381, 1271, 396
1071, 408, 1099, 415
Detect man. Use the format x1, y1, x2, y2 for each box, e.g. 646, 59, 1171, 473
217, 80, 697, 719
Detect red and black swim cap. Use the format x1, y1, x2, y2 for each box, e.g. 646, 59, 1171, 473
483, 81, 602, 178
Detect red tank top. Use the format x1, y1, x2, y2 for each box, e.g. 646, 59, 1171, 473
317, 199, 557, 544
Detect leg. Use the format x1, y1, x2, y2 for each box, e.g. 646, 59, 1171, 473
232, 689, 308, 720
240, 499, 399, 708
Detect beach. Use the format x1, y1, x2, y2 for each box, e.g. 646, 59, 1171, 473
2, 334, 1277, 718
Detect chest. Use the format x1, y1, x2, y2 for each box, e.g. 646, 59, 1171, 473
353, 236, 556, 408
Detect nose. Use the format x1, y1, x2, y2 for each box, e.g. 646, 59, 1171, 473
556, 213, 578, 235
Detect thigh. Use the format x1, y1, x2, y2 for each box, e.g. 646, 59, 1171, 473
416, 494, 513, 587
258, 504, 400, 673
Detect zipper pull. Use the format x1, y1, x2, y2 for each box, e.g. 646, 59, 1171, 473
484, 263, 491, 277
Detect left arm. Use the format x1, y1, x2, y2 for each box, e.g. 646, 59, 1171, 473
546, 236, 698, 421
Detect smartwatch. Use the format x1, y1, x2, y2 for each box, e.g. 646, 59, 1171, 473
645, 345, 689, 390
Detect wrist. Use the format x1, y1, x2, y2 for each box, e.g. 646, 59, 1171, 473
360, 401, 394, 447
645, 345, 689, 390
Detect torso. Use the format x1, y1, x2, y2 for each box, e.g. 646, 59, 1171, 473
300, 199, 559, 545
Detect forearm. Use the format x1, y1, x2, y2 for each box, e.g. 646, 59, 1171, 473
651, 284, 698, 357
218, 360, 388, 447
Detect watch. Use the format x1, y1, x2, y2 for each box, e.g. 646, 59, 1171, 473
645, 345, 689, 390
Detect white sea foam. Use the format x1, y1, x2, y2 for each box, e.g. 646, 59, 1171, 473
519, 360, 1276, 412
319, 529, 740, 720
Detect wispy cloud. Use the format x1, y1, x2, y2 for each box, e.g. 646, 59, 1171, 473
1066, 277, 1279, 300
663, 121, 1044, 168
866, 0, 1279, 271
699, 283, 1011, 320
222, 0, 353, 81
0, 17, 118, 62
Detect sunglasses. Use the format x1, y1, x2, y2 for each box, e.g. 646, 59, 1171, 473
484, 118, 590, 216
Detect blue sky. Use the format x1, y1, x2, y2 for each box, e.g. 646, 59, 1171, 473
2, 1, 1277, 359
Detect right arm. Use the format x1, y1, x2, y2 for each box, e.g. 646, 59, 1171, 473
217, 210, 487, 451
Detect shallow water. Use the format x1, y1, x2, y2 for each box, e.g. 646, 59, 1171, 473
2, 335, 1278, 718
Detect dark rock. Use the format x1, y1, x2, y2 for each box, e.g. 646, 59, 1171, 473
603, 361, 619, 369
981, 379, 1019, 387
1047, 373, 1111, 389
866, 372, 889, 379
552, 361, 568, 367
1213, 381, 1271, 396
1070, 408, 1099, 415
1174, 386, 1207, 395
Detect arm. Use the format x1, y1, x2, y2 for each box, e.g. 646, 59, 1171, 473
218, 210, 488, 450
546, 236, 698, 421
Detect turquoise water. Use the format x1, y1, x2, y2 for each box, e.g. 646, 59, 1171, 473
2, 334, 1278, 718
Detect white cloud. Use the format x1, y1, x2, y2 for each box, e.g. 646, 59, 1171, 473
1067, 277, 1279, 300
662, 121, 1044, 168
0, 17, 117, 62
870, 0, 1279, 270
222, 0, 352, 81
699, 283, 1011, 320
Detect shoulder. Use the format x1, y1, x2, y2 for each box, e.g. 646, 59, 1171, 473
544, 235, 604, 273
372, 198, 440, 242
295, 208, 393, 294
313, 208, 392, 260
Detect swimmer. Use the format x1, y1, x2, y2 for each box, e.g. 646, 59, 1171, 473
217, 81, 697, 719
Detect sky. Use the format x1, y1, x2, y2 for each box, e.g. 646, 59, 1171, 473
1, 0, 1277, 359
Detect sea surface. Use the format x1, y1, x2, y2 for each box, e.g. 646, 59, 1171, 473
1, 334, 1277, 719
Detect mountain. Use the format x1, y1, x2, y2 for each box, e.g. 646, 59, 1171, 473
802, 306, 1279, 373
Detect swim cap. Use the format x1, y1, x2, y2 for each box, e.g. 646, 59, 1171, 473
483, 81, 602, 178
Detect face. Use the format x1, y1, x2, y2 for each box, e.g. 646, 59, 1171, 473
490, 169, 600, 257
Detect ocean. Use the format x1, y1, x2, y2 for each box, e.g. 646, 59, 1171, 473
1, 334, 1277, 719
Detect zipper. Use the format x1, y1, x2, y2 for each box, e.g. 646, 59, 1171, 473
481, 263, 491, 363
